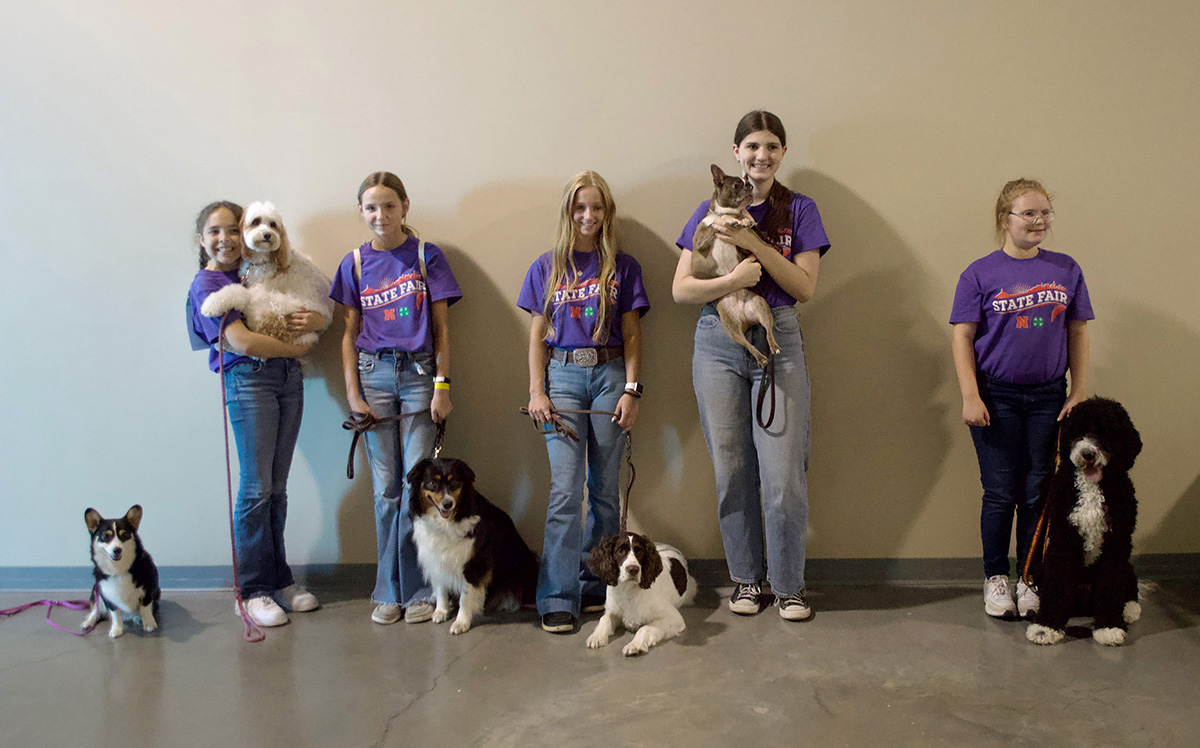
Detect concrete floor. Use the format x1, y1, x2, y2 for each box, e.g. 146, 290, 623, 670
3, 582, 1200, 748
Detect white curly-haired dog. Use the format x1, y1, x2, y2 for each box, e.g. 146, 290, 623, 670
201, 201, 333, 347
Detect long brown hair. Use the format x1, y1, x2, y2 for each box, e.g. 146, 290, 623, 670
734, 110, 793, 241
193, 201, 243, 269
357, 171, 418, 238
542, 171, 619, 344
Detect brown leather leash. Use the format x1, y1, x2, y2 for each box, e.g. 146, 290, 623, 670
1021, 422, 1064, 586
520, 407, 636, 534
342, 411, 446, 479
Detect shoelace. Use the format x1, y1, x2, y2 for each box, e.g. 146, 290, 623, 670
780, 591, 808, 607
734, 583, 761, 601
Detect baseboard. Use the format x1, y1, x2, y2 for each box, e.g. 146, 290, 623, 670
4, 554, 1198, 591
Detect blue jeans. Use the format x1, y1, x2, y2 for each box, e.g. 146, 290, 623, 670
537, 356, 627, 616
693, 306, 811, 597
358, 350, 436, 606
223, 358, 302, 598
969, 375, 1067, 578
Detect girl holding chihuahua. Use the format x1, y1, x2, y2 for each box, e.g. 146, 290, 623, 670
672, 111, 831, 622
187, 200, 324, 628
520, 171, 649, 634
951, 178, 1092, 619
329, 172, 462, 626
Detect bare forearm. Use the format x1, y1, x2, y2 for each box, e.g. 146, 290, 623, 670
672, 250, 747, 304
1066, 321, 1089, 396
528, 315, 550, 396
951, 324, 981, 400
431, 300, 451, 378
339, 305, 363, 402
621, 311, 642, 383
222, 322, 309, 359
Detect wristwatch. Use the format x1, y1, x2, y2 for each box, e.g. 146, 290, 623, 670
624, 382, 643, 398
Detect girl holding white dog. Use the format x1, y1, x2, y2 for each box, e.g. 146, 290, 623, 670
187, 200, 324, 628
329, 172, 462, 626
520, 171, 649, 634
951, 178, 1093, 619
671, 111, 831, 621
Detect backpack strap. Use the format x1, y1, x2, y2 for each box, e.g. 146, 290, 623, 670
417, 239, 427, 282
353, 246, 362, 284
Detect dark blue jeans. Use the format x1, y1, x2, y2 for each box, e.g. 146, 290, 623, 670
223, 358, 303, 598
969, 375, 1066, 578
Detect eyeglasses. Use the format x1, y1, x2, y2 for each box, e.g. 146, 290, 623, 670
1010, 210, 1054, 224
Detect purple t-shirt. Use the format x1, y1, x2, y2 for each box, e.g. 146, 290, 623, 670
676, 191, 831, 307
517, 251, 650, 349
189, 269, 251, 372
950, 249, 1094, 384
329, 236, 463, 353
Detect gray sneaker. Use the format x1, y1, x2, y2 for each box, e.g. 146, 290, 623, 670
405, 601, 435, 624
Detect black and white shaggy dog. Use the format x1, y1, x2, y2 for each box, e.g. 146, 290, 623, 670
81, 505, 161, 638
1027, 397, 1142, 646
408, 457, 538, 635
585, 533, 697, 656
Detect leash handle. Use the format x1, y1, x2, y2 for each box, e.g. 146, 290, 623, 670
342, 409, 443, 478
756, 353, 776, 430
218, 314, 266, 643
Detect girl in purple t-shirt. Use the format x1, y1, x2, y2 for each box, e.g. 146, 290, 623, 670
950, 178, 1093, 620
518, 171, 650, 634
187, 201, 324, 628
672, 111, 831, 623
329, 171, 463, 627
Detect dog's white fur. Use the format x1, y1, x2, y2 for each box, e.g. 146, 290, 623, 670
81, 514, 157, 638
586, 537, 696, 656
200, 201, 333, 348
412, 513, 499, 635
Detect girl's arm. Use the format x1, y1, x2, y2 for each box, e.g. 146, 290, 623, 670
952, 322, 990, 427
613, 310, 642, 430
712, 219, 820, 302
1059, 320, 1090, 421
339, 303, 374, 416
526, 313, 553, 424
430, 299, 452, 423
671, 248, 763, 304
222, 319, 314, 359
286, 310, 327, 335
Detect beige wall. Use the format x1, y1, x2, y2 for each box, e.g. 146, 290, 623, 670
2, 0, 1197, 567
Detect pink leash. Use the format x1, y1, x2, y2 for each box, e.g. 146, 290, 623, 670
219, 314, 266, 643
0, 587, 98, 636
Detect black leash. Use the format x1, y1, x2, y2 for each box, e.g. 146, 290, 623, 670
755, 353, 776, 429
520, 407, 636, 534
343, 410, 446, 479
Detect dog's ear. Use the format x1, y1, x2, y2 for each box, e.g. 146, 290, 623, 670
710, 163, 725, 185
636, 535, 663, 590
587, 536, 622, 587
276, 218, 292, 270
406, 458, 433, 485
456, 459, 476, 486
85, 508, 102, 533
124, 505, 143, 531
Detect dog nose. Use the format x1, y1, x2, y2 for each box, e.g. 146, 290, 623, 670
111, 548, 122, 560
625, 564, 640, 576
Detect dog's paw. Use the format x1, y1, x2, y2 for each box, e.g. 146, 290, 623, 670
142, 615, 158, 633
81, 610, 101, 631
586, 632, 610, 649
1026, 623, 1064, 645
108, 621, 125, 639
1093, 627, 1127, 646
432, 607, 450, 624
1123, 601, 1142, 624
622, 641, 649, 657
448, 618, 472, 635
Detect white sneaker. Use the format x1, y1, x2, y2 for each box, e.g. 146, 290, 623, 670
405, 601, 435, 624
984, 575, 1017, 618
1016, 581, 1039, 618
241, 596, 289, 627
371, 603, 402, 625
276, 585, 319, 613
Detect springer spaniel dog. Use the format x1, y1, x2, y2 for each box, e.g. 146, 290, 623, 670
1027, 397, 1142, 646
585, 533, 696, 656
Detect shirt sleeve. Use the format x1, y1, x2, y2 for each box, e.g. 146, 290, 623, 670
949, 268, 983, 324
617, 254, 650, 317
189, 274, 243, 345
1067, 261, 1095, 321
517, 255, 548, 314
328, 253, 361, 309
423, 245, 463, 306
793, 196, 831, 256
675, 201, 711, 251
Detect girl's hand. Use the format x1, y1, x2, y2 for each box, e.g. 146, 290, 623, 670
711, 217, 758, 253
962, 395, 990, 427
347, 392, 376, 418
1058, 391, 1087, 421
527, 393, 554, 424
431, 389, 452, 423
613, 393, 639, 431
729, 256, 763, 289
287, 310, 326, 334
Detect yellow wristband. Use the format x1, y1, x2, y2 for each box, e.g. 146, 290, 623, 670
434, 382, 451, 391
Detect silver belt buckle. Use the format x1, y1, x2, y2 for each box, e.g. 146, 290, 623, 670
571, 348, 599, 367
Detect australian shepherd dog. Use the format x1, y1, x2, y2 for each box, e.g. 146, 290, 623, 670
408, 457, 538, 634
1027, 397, 1142, 646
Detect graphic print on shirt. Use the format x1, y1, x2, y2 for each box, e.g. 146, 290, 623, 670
991, 282, 1069, 329
361, 271, 427, 320
552, 275, 618, 330
771, 227, 794, 259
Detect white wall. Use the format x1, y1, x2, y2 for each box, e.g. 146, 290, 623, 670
2, 0, 1197, 568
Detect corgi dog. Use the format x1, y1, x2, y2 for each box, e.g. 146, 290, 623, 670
82, 505, 161, 638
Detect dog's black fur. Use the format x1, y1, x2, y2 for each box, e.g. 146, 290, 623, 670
407, 457, 538, 634
82, 505, 161, 638
1027, 397, 1142, 646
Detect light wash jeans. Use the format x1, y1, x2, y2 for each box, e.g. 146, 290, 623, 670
692, 306, 811, 597
358, 350, 436, 606
969, 375, 1067, 578
223, 358, 302, 598
537, 356, 627, 616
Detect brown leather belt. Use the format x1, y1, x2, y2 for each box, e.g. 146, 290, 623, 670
549, 346, 623, 367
